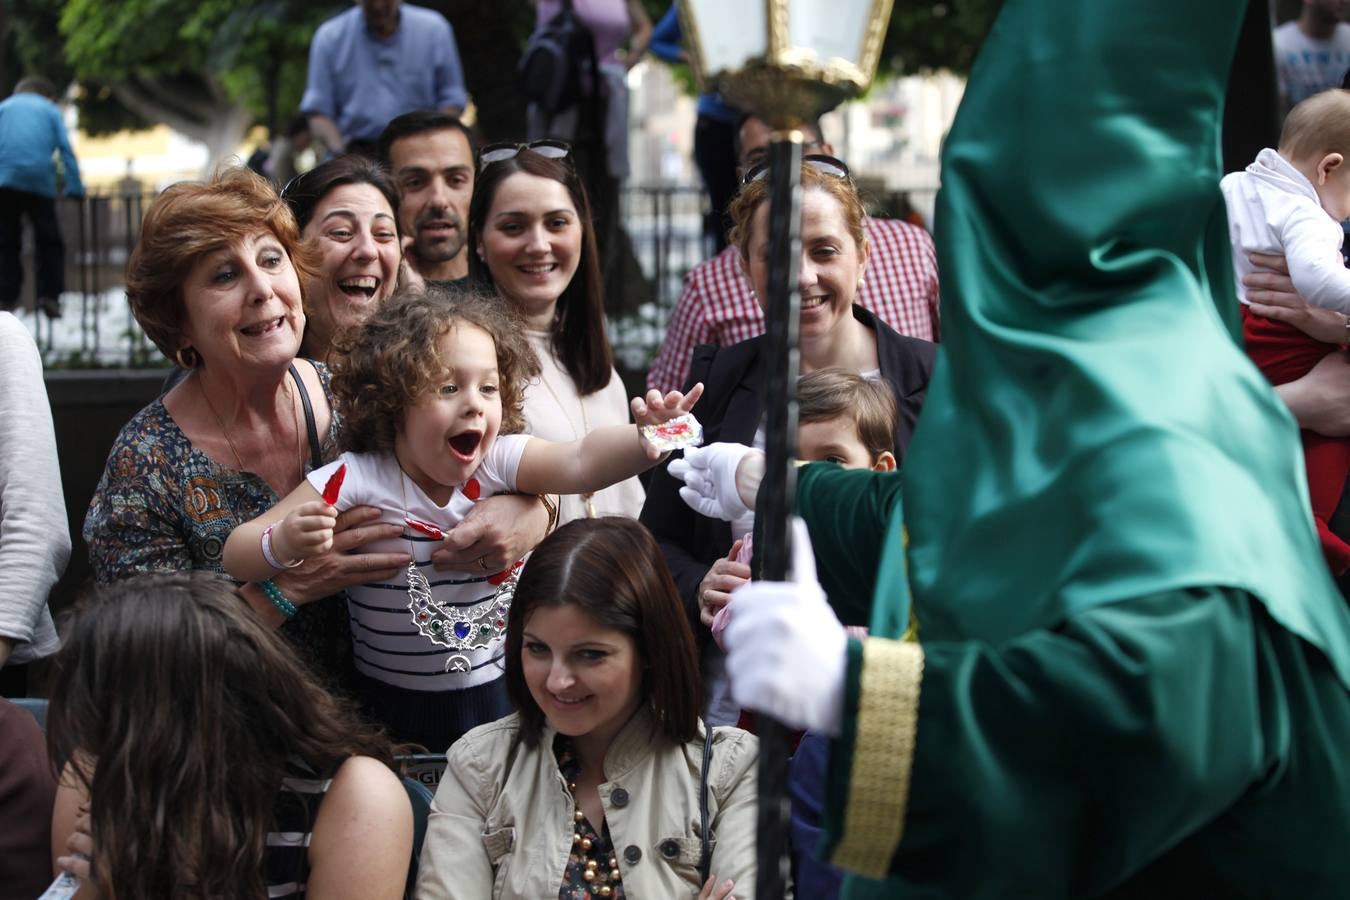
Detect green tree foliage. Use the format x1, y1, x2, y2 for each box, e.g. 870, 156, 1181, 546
59, 0, 343, 138
880, 1, 1002, 76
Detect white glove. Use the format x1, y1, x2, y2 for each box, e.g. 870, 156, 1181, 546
669, 443, 757, 522
724, 518, 847, 735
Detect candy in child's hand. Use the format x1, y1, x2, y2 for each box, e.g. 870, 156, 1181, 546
321, 463, 347, 505
641, 413, 704, 452
405, 517, 445, 540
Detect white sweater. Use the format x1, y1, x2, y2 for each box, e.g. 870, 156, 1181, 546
1221, 147, 1350, 313
0, 313, 68, 665
521, 330, 645, 526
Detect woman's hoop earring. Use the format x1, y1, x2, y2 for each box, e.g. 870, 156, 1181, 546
175, 346, 200, 369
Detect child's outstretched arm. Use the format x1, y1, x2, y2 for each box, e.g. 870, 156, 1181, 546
222, 482, 338, 583
515, 384, 705, 495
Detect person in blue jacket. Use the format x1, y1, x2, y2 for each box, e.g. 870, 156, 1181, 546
0, 77, 84, 320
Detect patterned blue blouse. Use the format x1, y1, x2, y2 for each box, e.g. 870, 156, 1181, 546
83, 363, 354, 687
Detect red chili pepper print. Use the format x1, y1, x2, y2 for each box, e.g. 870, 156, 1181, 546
321, 463, 347, 505
487, 559, 524, 585
405, 517, 445, 540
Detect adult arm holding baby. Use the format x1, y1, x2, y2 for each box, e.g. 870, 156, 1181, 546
1243, 250, 1350, 435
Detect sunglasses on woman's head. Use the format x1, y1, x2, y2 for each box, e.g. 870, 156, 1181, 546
741, 153, 851, 186
279, 172, 305, 200
478, 140, 572, 169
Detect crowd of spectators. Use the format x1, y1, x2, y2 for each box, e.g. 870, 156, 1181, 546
2, 1, 1350, 899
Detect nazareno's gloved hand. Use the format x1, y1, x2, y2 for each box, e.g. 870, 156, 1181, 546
724, 518, 846, 736
669, 442, 759, 522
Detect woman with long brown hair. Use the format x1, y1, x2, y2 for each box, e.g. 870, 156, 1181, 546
48, 572, 411, 899
415, 517, 756, 899
468, 145, 646, 525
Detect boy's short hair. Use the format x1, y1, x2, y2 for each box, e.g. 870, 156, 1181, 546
330, 286, 540, 455
797, 367, 899, 461
1279, 89, 1350, 160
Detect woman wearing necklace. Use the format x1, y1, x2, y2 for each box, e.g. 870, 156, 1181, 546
84, 167, 412, 691
415, 517, 755, 900
468, 141, 646, 525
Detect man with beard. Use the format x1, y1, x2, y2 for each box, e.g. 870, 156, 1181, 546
378, 111, 474, 289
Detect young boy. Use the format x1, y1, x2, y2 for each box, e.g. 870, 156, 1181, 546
795, 367, 899, 472
708, 369, 898, 653
1222, 87, 1350, 575
719, 369, 901, 900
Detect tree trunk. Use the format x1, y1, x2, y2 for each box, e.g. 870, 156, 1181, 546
426, 0, 533, 141
113, 73, 250, 173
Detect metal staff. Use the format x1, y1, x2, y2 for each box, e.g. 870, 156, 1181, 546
754, 128, 804, 899
672, 2, 896, 893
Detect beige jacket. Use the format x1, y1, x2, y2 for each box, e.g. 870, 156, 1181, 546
414, 709, 759, 899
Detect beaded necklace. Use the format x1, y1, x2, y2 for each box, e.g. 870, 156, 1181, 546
557, 739, 624, 899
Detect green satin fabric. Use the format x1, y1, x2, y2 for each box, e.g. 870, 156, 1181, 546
902, 0, 1350, 686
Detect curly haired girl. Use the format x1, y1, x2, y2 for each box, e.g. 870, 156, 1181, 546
224, 286, 700, 748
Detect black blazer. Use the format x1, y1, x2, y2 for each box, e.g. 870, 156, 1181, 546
639, 304, 936, 631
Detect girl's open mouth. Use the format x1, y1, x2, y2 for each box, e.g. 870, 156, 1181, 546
448, 431, 481, 462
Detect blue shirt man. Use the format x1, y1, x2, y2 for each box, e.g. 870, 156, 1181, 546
301, 0, 467, 153
0, 84, 84, 199
0, 78, 83, 318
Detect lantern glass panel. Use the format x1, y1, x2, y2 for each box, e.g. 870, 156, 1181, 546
684, 0, 767, 76
787, 0, 871, 65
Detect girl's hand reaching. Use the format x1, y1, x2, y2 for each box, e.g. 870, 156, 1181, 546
275, 500, 339, 565
631, 383, 705, 461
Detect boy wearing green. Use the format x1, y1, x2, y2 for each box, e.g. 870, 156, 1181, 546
670, 0, 1350, 896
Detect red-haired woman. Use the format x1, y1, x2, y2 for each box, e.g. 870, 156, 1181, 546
84, 167, 410, 689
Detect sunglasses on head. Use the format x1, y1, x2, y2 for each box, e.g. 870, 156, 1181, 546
478, 140, 572, 169
279, 170, 308, 200
742, 153, 851, 186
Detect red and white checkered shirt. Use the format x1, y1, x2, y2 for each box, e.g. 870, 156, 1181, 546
646, 217, 940, 394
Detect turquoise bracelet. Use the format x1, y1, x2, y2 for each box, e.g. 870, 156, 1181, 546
260, 579, 297, 618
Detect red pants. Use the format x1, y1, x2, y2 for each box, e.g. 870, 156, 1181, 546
1243, 306, 1350, 574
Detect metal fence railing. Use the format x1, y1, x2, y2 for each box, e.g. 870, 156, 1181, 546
12, 179, 937, 371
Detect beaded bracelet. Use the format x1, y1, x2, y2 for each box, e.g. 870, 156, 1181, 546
261, 524, 303, 570
260, 579, 298, 618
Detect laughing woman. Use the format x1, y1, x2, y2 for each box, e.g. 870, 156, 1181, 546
638, 160, 936, 724
279, 155, 404, 364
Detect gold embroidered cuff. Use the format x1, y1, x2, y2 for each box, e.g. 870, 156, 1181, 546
830, 638, 924, 879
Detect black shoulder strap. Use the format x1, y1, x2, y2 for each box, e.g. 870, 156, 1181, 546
288, 362, 323, 471
698, 725, 714, 883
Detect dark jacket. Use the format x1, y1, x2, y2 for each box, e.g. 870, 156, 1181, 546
639, 304, 936, 630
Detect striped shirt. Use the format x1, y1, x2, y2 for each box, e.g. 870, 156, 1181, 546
305, 439, 529, 693
646, 217, 940, 394
265, 759, 336, 899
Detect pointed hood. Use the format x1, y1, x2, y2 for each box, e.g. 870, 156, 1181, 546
900, 0, 1350, 686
